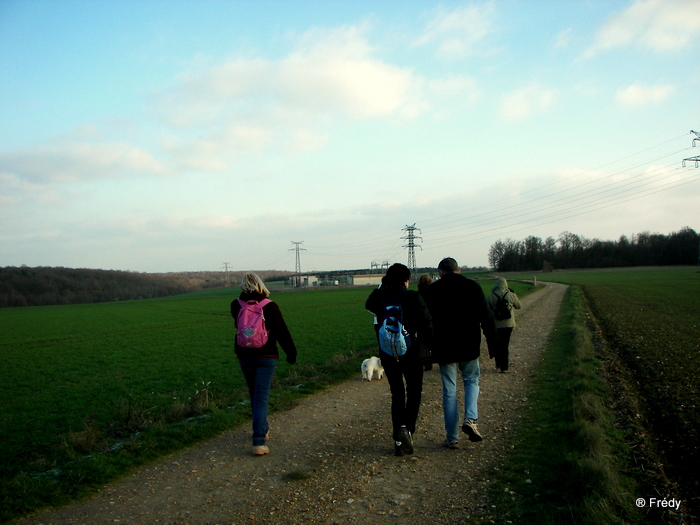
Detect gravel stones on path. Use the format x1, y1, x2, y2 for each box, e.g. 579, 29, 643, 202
18, 283, 567, 525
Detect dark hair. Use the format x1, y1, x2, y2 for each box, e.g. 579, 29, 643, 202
382, 263, 411, 287
438, 257, 459, 272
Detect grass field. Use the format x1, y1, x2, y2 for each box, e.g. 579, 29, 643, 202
501, 266, 700, 522
0, 285, 372, 520
0, 278, 528, 522
481, 286, 643, 524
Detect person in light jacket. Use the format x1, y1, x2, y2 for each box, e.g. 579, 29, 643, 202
486, 277, 522, 373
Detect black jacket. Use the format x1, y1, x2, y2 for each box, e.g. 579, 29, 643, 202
423, 273, 497, 364
231, 292, 297, 362
365, 285, 433, 359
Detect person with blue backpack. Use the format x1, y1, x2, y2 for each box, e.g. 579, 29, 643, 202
424, 257, 498, 450
365, 263, 433, 456
231, 272, 297, 456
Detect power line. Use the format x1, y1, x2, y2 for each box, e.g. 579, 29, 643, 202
260, 132, 697, 271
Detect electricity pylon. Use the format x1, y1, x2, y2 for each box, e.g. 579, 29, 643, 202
401, 224, 422, 278
222, 262, 231, 286
682, 130, 700, 167
289, 241, 306, 287
682, 131, 700, 271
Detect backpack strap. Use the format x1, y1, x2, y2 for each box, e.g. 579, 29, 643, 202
238, 298, 272, 307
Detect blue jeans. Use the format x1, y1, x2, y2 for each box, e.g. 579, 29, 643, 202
439, 359, 480, 442
239, 357, 277, 446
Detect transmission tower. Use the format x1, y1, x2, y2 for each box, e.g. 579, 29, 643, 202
682, 130, 700, 168
289, 241, 306, 287
222, 262, 231, 286
401, 224, 423, 277
682, 131, 700, 271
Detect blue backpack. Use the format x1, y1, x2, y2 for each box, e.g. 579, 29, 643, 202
377, 296, 412, 360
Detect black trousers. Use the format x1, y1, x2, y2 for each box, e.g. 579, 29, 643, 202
380, 352, 424, 440
495, 327, 513, 371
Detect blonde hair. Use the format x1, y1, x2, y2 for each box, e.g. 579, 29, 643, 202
240, 272, 270, 297
418, 274, 433, 292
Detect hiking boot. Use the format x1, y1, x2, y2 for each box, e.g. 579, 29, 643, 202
394, 443, 404, 456
397, 426, 414, 455
461, 419, 483, 442
252, 445, 270, 456
443, 439, 459, 449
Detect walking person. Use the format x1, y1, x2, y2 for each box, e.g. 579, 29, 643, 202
231, 273, 297, 456
365, 263, 433, 456
424, 257, 498, 449
487, 277, 522, 373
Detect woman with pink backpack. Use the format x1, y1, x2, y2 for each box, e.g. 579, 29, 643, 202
231, 273, 297, 456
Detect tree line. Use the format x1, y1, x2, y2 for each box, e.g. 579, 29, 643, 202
488, 227, 699, 272
0, 267, 292, 308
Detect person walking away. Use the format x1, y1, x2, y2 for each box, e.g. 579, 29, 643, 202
417, 274, 433, 296
231, 273, 297, 456
487, 277, 522, 373
424, 257, 498, 449
365, 263, 433, 456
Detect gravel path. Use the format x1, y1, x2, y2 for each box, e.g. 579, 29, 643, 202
18, 282, 567, 525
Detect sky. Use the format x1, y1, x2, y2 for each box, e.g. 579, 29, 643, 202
1, 0, 699, 274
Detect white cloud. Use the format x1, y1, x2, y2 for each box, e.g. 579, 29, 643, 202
414, 4, 497, 59
554, 28, 574, 49
584, 0, 700, 57
615, 83, 675, 106
162, 124, 274, 172
0, 141, 167, 183
499, 83, 557, 121
275, 51, 419, 119
152, 25, 425, 127
144, 24, 485, 173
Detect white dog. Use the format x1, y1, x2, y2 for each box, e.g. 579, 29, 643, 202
361, 356, 384, 381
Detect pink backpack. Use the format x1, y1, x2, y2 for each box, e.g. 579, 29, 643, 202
236, 298, 271, 348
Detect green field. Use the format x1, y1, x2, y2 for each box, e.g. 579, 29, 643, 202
0, 279, 528, 521
504, 266, 700, 521
0, 285, 376, 520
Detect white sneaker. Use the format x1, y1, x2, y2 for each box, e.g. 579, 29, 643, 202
461, 419, 483, 442
252, 445, 270, 456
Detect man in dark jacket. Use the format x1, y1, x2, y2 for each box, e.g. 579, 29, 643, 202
424, 257, 497, 449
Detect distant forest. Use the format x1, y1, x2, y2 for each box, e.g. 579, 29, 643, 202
488, 227, 699, 272
0, 267, 292, 308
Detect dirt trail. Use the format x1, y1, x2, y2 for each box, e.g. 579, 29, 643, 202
18, 282, 567, 525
